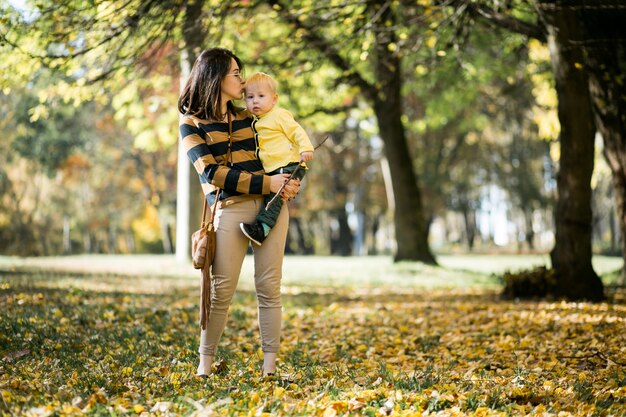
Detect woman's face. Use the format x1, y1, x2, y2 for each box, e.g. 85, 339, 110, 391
220, 58, 244, 104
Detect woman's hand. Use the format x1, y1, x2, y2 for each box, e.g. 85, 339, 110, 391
282, 178, 300, 201
269, 174, 301, 201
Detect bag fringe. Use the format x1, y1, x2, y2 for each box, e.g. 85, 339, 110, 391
200, 263, 211, 330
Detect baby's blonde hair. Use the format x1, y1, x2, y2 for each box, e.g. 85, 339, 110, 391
244, 72, 278, 94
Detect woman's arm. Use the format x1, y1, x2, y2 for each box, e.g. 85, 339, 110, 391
180, 118, 272, 195
180, 117, 300, 199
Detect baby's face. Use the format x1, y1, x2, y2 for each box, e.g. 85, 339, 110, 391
244, 84, 277, 116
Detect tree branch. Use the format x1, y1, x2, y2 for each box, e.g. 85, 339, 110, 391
265, 0, 377, 101
298, 103, 357, 119
464, 2, 547, 42
1, 0, 184, 82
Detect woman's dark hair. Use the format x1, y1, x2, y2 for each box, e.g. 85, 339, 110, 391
177, 48, 243, 120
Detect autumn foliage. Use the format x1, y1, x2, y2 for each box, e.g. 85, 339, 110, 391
1, 262, 625, 416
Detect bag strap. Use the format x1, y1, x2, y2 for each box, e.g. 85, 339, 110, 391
200, 199, 209, 227
201, 111, 233, 228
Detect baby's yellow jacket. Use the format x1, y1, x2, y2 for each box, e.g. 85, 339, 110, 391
253, 106, 314, 173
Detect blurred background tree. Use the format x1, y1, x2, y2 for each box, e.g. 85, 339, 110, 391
1, 0, 624, 296
452, 0, 626, 300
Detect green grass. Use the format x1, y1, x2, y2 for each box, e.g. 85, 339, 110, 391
1, 255, 624, 416
2, 253, 620, 290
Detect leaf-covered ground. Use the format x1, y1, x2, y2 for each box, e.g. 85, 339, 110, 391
1, 258, 625, 416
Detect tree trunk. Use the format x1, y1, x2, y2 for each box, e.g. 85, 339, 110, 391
539, 3, 603, 300
330, 209, 353, 256
83, 231, 92, 253
266, 0, 436, 263
160, 215, 173, 254
607, 169, 626, 284
369, 215, 380, 255
578, 3, 626, 285
609, 207, 618, 255
524, 208, 535, 251
108, 221, 118, 254
373, 6, 436, 264
63, 214, 72, 254
157, 203, 174, 254
462, 205, 476, 251
290, 217, 313, 254
373, 102, 434, 263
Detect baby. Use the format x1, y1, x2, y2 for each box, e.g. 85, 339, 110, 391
240, 72, 314, 245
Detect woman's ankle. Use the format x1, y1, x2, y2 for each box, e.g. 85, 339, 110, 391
197, 354, 214, 375
262, 352, 277, 375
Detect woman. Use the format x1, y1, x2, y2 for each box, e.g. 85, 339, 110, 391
178, 48, 299, 377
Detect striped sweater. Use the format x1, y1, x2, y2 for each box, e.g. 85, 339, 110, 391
179, 109, 271, 199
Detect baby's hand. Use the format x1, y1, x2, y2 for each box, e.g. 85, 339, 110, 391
300, 151, 314, 162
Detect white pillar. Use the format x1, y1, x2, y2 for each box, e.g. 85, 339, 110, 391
175, 139, 191, 263
175, 49, 191, 263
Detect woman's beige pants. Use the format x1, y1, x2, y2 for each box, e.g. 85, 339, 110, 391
199, 197, 288, 356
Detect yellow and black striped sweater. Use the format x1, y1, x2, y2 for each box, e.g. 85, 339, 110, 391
179, 109, 271, 199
